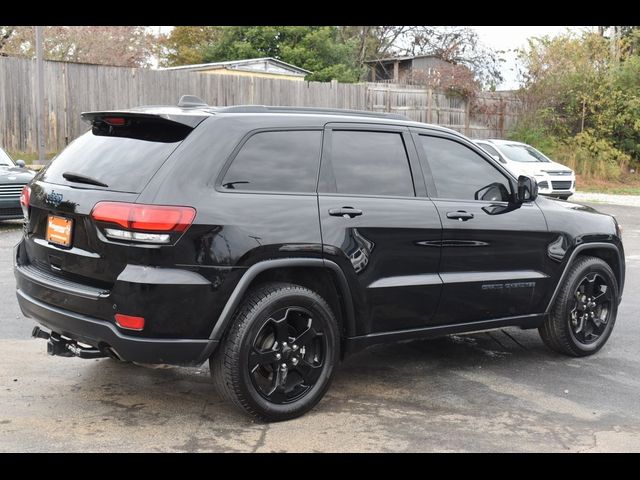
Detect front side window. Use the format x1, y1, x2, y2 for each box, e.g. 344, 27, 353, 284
420, 136, 511, 202
477, 143, 505, 163
327, 130, 414, 197
222, 130, 322, 193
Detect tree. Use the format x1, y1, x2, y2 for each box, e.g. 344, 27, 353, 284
513, 31, 640, 175
337, 26, 504, 90
162, 26, 363, 83
159, 26, 222, 66
0, 26, 156, 67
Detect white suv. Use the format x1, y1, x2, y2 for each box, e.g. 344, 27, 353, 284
475, 139, 575, 199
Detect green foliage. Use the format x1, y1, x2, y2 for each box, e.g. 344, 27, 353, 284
552, 132, 631, 180
160, 26, 222, 67
202, 26, 363, 83
508, 119, 558, 154
162, 26, 363, 83
514, 29, 640, 180
161, 25, 501, 87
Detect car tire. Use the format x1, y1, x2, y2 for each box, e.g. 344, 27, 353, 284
210, 281, 340, 422
539, 256, 618, 357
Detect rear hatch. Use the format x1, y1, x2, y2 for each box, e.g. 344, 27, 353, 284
21, 111, 206, 296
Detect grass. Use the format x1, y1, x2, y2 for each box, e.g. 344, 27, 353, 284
576, 174, 640, 195
7, 151, 57, 163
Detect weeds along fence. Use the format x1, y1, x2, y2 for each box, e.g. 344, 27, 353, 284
0, 56, 522, 153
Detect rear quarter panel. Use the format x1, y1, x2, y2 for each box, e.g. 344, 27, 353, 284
138, 115, 325, 336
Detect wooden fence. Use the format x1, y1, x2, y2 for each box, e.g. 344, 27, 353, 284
0, 56, 522, 153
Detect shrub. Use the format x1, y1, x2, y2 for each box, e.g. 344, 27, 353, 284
552, 131, 631, 180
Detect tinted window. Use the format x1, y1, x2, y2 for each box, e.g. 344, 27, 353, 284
420, 136, 511, 201
328, 131, 414, 196
222, 130, 321, 193
43, 119, 191, 193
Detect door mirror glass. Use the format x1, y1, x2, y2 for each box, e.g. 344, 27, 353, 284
474, 182, 510, 202
16, 159, 26, 168
517, 175, 538, 203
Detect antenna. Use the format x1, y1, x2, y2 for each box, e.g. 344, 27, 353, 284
177, 95, 208, 108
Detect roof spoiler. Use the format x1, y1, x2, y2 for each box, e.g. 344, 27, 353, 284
80, 110, 206, 128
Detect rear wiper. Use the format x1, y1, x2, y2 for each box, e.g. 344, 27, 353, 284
62, 172, 109, 188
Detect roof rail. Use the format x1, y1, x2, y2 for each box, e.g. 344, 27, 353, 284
213, 105, 409, 120
178, 95, 209, 108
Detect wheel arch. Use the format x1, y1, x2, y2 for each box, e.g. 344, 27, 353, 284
546, 242, 624, 313
208, 258, 357, 345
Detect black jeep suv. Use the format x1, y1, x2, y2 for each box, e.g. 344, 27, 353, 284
14, 97, 625, 421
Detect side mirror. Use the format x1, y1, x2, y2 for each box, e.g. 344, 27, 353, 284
491, 154, 506, 164
517, 175, 538, 203
16, 159, 26, 168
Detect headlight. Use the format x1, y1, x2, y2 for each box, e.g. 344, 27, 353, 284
614, 217, 623, 237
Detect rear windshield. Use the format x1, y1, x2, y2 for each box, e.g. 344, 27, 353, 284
0, 148, 13, 166
41, 118, 193, 193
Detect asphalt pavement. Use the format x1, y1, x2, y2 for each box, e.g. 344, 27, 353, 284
1, 203, 639, 452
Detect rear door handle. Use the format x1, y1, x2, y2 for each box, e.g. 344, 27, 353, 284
446, 210, 474, 221
329, 207, 363, 218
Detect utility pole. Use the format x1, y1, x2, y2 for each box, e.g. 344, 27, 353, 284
35, 26, 46, 164
609, 26, 620, 64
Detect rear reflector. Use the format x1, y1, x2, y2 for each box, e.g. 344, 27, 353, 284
115, 314, 145, 331
91, 202, 196, 232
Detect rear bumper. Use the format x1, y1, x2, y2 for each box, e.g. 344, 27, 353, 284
16, 288, 217, 365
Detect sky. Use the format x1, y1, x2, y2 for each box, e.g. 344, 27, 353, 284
151, 26, 596, 90
470, 26, 596, 89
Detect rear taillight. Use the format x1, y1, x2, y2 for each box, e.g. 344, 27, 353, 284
91, 202, 196, 244
20, 185, 30, 219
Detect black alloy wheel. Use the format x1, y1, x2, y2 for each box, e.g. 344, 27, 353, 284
568, 273, 613, 345
211, 282, 339, 421
539, 255, 618, 357
249, 306, 326, 404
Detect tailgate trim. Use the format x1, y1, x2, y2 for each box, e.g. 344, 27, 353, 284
15, 263, 110, 300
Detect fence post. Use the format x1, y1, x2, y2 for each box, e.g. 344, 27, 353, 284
385, 85, 391, 112
427, 88, 433, 123
464, 98, 470, 137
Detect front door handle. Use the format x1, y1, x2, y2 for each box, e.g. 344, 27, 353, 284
446, 210, 474, 221
329, 207, 363, 218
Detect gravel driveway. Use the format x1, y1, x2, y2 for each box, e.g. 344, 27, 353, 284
572, 192, 640, 207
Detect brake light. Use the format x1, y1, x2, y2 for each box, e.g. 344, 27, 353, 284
91, 202, 196, 244
115, 314, 145, 331
20, 185, 30, 218
102, 117, 126, 126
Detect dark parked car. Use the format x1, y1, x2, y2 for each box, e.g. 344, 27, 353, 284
0, 147, 35, 220
14, 97, 625, 421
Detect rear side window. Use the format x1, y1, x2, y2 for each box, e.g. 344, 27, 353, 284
42, 118, 192, 194
221, 130, 322, 193
326, 130, 414, 197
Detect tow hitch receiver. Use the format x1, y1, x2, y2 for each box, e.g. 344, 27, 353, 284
32, 326, 107, 359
